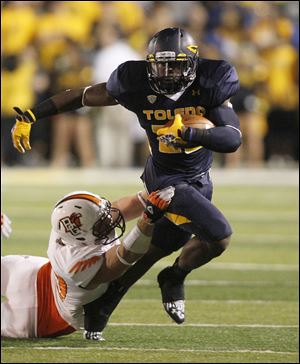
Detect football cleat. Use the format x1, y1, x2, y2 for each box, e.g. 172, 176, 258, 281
163, 300, 185, 323
83, 330, 105, 341
157, 266, 185, 324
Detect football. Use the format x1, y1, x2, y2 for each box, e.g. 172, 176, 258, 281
181, 114, 215, 129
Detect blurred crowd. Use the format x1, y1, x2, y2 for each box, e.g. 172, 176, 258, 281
1, 1, 299, 168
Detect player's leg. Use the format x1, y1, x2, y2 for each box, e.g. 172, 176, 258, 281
1, 255, 49, 338
157, 180, 232, 324
83, 218, 191, 337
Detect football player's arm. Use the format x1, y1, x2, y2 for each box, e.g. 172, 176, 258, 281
11, 83, 118, 153
181, 62, 242, 153
111, 191, 148, 222
84, 187, 174, 289
181, 101, 242, 153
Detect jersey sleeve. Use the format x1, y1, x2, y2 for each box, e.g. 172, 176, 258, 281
66, 253, 104, 288
210, 61, 240, 107
106, 61, 139, 109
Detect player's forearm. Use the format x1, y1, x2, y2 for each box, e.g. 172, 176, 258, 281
24, 83, 117, 122
26, 88, 85, 121
112, 191, 147, 222
182, 125, 242, 153
182, 105, 242, 153
86, 218, 153, 286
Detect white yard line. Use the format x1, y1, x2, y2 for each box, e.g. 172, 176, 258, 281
153, 261, 299, 271
108, 323, 298, 328
2, 346, 297, 355
123, 298, 298, 304
134, 279, 297, 286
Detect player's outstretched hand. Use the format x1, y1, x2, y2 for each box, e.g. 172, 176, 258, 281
157, 114, 186, 148
144, 186, 175, 223
1, 212, 12, 239
11, 107, 36, 153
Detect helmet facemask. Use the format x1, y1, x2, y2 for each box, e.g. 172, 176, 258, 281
147, 54, 197, 94
92, 201, 126, 245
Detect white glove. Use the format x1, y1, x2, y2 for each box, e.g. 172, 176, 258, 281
156, 186, 175, 203
1, 213, 12, 239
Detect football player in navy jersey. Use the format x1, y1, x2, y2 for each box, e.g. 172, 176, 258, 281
11, 28, 242, 338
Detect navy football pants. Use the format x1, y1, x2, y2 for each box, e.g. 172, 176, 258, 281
151, 179, 232, 253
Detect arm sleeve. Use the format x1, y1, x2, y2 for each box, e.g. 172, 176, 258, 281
106, 61, 141, 111
182, 105, 242, 153
30, 88, 86, 120
106, 63, 129, 105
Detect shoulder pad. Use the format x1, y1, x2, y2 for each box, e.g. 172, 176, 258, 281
198, 59, 240, 106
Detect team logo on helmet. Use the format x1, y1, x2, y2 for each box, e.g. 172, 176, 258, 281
186, 45, 198, 54
59, 213, 82, 236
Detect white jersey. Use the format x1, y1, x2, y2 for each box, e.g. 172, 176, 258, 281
47, 230, 120, 329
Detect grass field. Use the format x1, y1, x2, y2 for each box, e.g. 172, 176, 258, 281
1, 168, 299, 363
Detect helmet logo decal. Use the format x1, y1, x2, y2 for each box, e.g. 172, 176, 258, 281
59, 213, 82, 236
156, 51, 176, 60
186, 45, 198, 54
147, 95, 157, 104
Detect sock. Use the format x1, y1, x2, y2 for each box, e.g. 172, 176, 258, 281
171, 257, 191, 281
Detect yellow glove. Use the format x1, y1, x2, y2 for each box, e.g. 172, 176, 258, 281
157, 114, 186, 148
11, 107, 36, 153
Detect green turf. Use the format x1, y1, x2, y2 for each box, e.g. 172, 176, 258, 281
1, 170, 299, 363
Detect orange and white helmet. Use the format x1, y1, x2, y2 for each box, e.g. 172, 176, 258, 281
51, 191, 125, 246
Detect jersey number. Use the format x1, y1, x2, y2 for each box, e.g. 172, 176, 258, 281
55, 273, 67, 301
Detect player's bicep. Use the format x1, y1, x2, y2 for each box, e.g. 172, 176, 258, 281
83, 83, 118, 107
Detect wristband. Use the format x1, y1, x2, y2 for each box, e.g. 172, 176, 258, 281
31, 99, 58, 120
25, 109, 37, 123
122, 225, 151, 254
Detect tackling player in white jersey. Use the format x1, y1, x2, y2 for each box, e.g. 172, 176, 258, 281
1, 186, 174, 340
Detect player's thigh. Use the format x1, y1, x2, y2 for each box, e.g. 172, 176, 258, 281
1, 255, 49, 338
168, 183, 232, 242
151, 217, 192, 254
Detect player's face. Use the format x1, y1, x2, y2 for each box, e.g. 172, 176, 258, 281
151, 61, 190, 79
155, 62, 182, 78
93, 210, 113, 239
92, 204, 125, 245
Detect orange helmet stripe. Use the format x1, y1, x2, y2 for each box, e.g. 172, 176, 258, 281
55, 193, 102, 207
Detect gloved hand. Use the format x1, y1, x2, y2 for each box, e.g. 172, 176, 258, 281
157, 114, 186, 148
11, 107, 36, 153
144, 186, 175, 223
1, 212, 12, 239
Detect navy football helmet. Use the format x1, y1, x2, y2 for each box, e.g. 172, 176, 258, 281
146, 28, 199, 95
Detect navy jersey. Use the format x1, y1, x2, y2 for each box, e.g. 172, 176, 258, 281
106, 58, 239, 189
